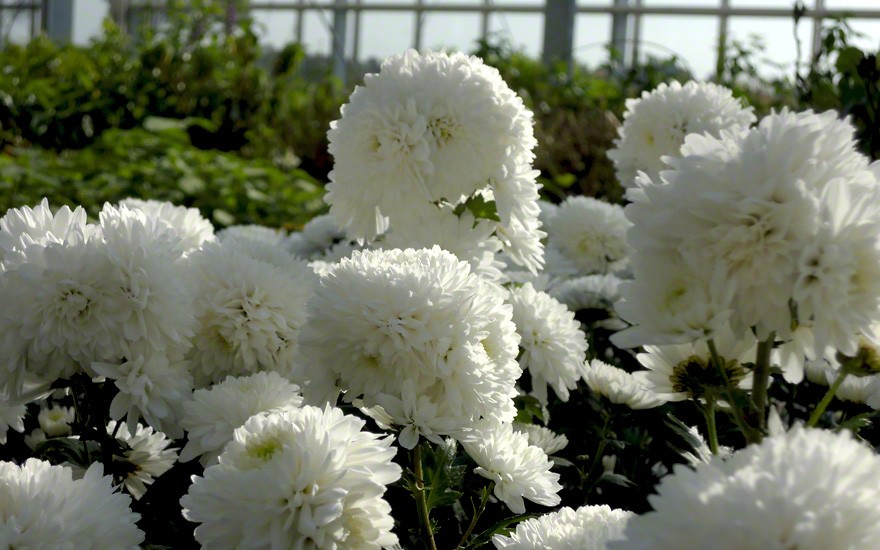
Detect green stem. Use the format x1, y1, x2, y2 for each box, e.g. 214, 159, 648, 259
456, 483, 492, 549
707, 338, 758, 444
807, 368, 849, 427
584, 414, 611, 488
412, 444, 438, 550
702, 397, 719, 455
751, 333, 775, 433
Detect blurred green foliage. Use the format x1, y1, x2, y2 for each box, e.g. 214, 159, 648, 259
1, 4, 878, 226
0, 120, 326, 229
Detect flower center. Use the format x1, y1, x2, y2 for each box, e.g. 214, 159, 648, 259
670, 354, 746, 398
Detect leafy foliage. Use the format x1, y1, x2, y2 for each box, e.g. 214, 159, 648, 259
0, 120, 326, 229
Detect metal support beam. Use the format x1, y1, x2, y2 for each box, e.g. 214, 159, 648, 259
610, 0, 629, 67
332, 0, 349, 84
414, 0, 424, 50
42, 0, 73, 42
716, 0, 730, 80
632, 0, 642, 66
811, 0, 825, 60
541, 0, 576, 65
481, 0, 491, 45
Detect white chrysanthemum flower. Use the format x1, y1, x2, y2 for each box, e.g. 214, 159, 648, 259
108, 420, 177, 500
375, 380, 459, 449
188, 241, 316, 385
493, 505, 633, 549
771, 326, 816, 384
545, 196, 631, 275
548, 273, 623, 313
99, 203, 196, 354
635, 329, 756, 402
0, 198, 88, 259
382, 204, 505, 281
327, 49, 543, 270
0, 459, 144, 548
217, 224, 286, 247
0, 229, 122, 393
607, 80, 755, 187
584, 359, 667, 409
37, 404, 74, 437
621, 110, 871, 344
460, 420, 562, 514
508, 283, 588, 403
92, 345, 192, 438
536, 200, 558, 227
308, 259, 337, 277
180, 371, 304, 466
805, 358, 879, 407
0, 397, 25, 444
297, 247, 521, 444
287, 214, 351, 261
610, 426, 880, 550
512, 423, 568, 455
611, 250, 736, 348
121, 198, 215, 253
181, 405, 401, 549
491, 162, 546, 272
793, 175, 880, 357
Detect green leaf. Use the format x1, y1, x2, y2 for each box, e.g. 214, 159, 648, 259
454, 195, 501, 222
597, 471, 635, 488
143, 116, 189, 132
836, 411, 877, 434
421, 443, 465, 512
513, 394, 545, 424
32, 437, 100, 468
466, 514, 537, 548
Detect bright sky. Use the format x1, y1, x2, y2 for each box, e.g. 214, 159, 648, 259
9, 0, 880, 79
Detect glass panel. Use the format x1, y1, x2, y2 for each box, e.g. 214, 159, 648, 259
640, 15, 718, 78
358, 11, 414, 61
841, 19, 880, 51
252, 10, 297, 48
642, 0, 720, 6
728, 16, 813, 78
574, 15, 612, 68
421, 13, 482, 53
73, 0, 108, 43
301, 10, 332, 55
487, 12, 542, 57
730, 0, 814, 7
826, 0, 880, 8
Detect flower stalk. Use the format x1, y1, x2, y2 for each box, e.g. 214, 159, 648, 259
702, 397, 719, 455
412, 443, 438, 550
807, 367, 850, 427
456, 483, 493, 549
750, 333, 775, 434
707, 338, 758, 444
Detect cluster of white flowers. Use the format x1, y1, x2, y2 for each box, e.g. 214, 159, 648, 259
614, 109, 880, 380
326, 49, 545, 272
180, 371, 304, 466
607, 80, 756, 188
107, 420, 178, 500
583, 359, 666, 410
544, 196, 631, 276
181, 405, 401, 549
0, 459, 144, 547
610, 426, 880, 549
0, 201, 196, 435
186, 239, 316, 385
297, 247, 522, 443
493, 505, 632, 549
461, 420, 562, 514
508, 282, 588, 404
